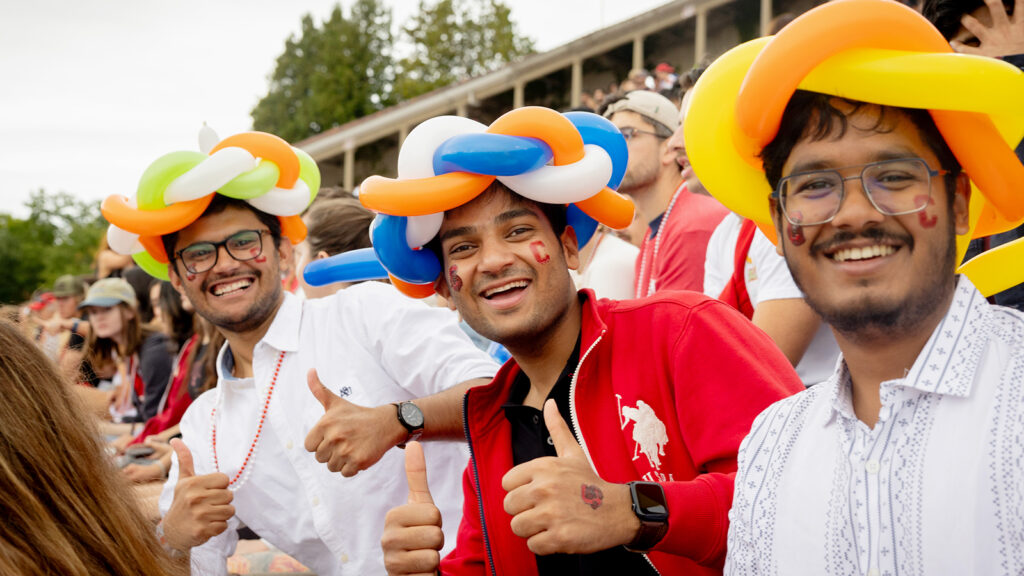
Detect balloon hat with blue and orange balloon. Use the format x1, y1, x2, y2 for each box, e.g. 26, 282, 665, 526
304, 107, 635, 298
684, 0, 1024, 297
101, 126, 321, 281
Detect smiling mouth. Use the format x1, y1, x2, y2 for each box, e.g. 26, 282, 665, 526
210, 278, 254, 297
482, 280, 529, 299
828, 244, 897, 263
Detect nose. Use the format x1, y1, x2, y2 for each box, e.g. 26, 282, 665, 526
828, 176, 885, 230
209, 243, 243, 275
475, 238, 516, 276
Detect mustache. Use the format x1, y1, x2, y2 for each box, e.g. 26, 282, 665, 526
472, 267, 532, 294
201, 271, 261, 293
809, 227, 914, 258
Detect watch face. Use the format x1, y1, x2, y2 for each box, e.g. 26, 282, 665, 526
400, 402, 424, 428
633, 482, 668, 520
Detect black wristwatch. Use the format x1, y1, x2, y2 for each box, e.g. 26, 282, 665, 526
625, 481, 669, 552
393, 401, 424, 448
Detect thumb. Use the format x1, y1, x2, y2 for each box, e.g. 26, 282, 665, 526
170, 438, 195, 478
307, 368, 337, 410
543, 399, 582, 459
404, 441, 434, 505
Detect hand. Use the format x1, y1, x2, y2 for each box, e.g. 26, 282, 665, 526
381, 442, 444, 576
950, 0, 1024, 57
304, 368, 405, 477
161, 439, 235, 551
501, 400, 639, 556
110, 434, 134, 454
123, 461, 165, 483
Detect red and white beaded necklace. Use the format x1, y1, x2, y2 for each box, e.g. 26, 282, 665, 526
210, 350, 285, 491
635, 183, 685, 298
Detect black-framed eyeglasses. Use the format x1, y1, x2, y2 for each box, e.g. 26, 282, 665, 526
776, 158, 948, 226
619, 126, 665, 141
175, 229, 270, 274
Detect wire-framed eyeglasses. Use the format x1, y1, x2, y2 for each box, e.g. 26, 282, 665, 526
776, 158, 948, 226
175, 229, 270, 274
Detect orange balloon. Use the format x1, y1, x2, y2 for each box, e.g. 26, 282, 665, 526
487, 107, 585, 166
211, 132, 300, 190
101, 194, 213, 236
279, 214, 307, 244
574, 187, 635, 230
138, 235, 169, 264
387, 274, 437, 299
359, 172, 495, 216
737, 0, 950, 148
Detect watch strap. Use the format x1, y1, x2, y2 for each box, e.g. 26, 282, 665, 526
625, 481, 669, 553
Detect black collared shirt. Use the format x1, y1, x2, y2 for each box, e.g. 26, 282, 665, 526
501, 335, 657, 576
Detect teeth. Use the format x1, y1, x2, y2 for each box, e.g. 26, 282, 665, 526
213, 279, 252, 296
484, 280, 528, 298
832, 245, 896, 262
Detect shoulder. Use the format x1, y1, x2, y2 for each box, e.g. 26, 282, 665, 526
743, 383, 831, 449
601, 290, 747, 327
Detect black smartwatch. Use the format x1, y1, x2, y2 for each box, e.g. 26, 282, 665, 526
393, 401, 424, 448
625, 481, 669, 552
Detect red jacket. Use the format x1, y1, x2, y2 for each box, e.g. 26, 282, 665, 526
442, 290, 803, 575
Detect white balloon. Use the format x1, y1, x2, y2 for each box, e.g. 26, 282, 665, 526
198, 124, 220, 155
246, 180, 311, 217
405, 213, 444, 248
106, 224, 144, 255
164, 147, 258, 204
499, 145, 612, 204
397, 116, 486, 179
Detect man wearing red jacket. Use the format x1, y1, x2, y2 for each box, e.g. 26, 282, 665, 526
381, 181, 803, 575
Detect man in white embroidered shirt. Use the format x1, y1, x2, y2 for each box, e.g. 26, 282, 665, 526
100, 131, 497, 575
682, 2, 1024, 574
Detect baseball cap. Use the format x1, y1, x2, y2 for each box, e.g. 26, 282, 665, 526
53, 275, 86, 298
655, 62, 675, 73
601, 90, 679, 133
78, 278, 138, 310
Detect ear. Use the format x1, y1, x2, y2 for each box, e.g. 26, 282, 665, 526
769, 197, 786, 256
432, 275, 457, 311
315, 250, 331, 261
561, 225, 581, 271
277, 238, 295, 268
952, 172, 971, 236
659, 137, 676, 167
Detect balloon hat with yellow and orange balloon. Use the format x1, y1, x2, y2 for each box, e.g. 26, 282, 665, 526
684, 0, 1024, 297
303, 107, 635, 298
101, 127, 320, 280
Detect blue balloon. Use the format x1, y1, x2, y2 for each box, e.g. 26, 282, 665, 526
563, 112, 628, 190
371, 215, 442, 284
433, 134, 552, 176
303, 248, 387, 286
566, 203, 599, 248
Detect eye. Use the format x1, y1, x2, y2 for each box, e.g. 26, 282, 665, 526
183, 245, 214, 260
447, 243, 475, 258
507, 226, 533, 238
792, 177, 837, 198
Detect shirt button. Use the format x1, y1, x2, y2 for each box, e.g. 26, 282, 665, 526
286, 440, 293, 450
547, 436, 554, 445
340, 554, 349, 564
867, 569, 879, 576
312, 496, 320, 507
865, 460, 880, 474
532, 415, 540, 424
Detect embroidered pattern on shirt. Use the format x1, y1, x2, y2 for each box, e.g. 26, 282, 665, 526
617, 395, 669, 471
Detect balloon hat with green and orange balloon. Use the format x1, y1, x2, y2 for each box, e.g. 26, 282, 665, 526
101, 127, 320, 280
684, 0, 1024, 297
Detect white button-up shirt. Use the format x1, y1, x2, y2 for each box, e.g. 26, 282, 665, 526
159, 283, 498, 575
726, 277, 1024, 576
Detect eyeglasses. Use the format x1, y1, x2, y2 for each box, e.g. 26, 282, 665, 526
175, 229, 270, 274
619, 126, 665, 141
776, 158, 948, 226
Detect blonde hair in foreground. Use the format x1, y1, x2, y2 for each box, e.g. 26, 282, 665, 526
0, 320, 183, 576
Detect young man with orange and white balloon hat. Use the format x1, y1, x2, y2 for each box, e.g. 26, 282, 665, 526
683, 1, 1024, 573
101, 127, 497, 575
323, 106, 802, 575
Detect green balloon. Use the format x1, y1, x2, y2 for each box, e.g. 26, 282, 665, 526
132, 251, 170, 281
295, 147, 322, 205
136, 151, 207, 211
219, 160, 279, 199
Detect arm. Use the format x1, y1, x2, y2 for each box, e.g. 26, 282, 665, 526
751, 298, 822, 367
139, 334, 174, 421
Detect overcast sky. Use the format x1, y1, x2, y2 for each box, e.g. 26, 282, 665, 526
1, 0, 670, 218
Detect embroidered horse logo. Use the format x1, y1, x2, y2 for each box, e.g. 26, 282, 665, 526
617, 395, 668, 470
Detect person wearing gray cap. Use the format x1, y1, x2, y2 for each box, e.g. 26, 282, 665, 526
79, 278, 173, 424
44, 274, 95, 384
601, 90, 728, 297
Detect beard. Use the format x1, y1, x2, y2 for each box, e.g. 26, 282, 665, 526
187, 268, 283, 335
787, 221, 958, 342
618, 158, 659, 195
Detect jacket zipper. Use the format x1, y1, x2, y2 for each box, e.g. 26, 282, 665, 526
568, 329, 662, 576
463, 395, 498, 576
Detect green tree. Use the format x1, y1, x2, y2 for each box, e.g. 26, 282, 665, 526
394, 0, 534, 100
0, 190, 107, 304
252, 0, 395, 143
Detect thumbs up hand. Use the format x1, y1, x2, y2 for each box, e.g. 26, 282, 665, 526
501, 400, 641, 556
381, 442, 444, 576
304, 368, 406, 477
160, 439, 235, 551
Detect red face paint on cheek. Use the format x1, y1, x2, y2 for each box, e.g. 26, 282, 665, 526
448, 265, 463, 292
787, 224, 806, 246
254, 255, 267, 263
186, 273, 196, 282
914, 194, 938, 228
529, 241, 551, 264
